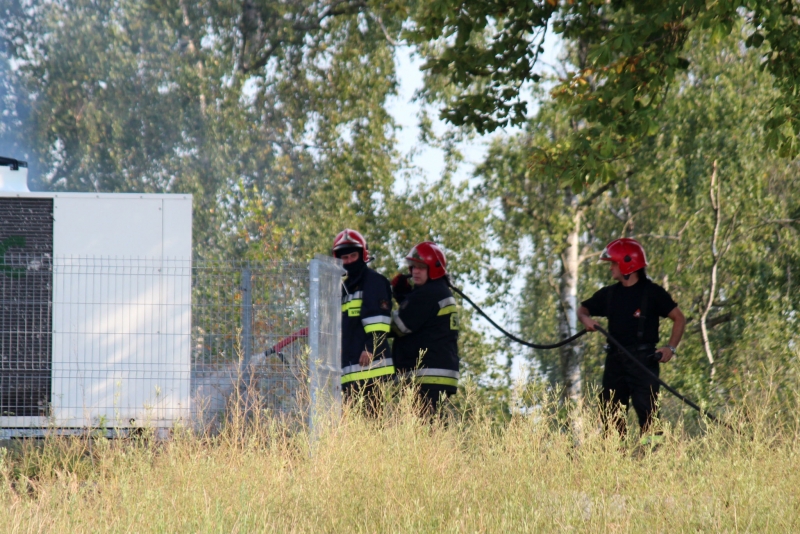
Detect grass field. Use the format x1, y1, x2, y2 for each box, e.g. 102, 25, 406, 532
0, 385, 798, 533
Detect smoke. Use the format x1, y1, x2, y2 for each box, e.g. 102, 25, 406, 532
0, 39, 40, 191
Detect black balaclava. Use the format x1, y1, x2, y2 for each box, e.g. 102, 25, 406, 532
335, 246, 366, 277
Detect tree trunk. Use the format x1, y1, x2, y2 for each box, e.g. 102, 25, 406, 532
179, 0, 207, 115
559, 194, 583, 403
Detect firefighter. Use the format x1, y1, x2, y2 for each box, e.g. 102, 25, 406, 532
333, 229, 394, 406
577, 238, 686, 437
391, 241, 459, 414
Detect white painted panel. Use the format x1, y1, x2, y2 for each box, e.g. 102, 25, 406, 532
53, 197, 163, 258
47, 195, 193, 428
158, 261, 192, 423
162, 197, 193, 260
52, 259, 154, 425
160, 198, 192, 423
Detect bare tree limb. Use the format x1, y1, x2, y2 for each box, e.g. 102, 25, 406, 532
635, 233, 683, 241
578, 249, 602, 264
635, 211, 700, 241
375, 14, 398, 46
700, 159, 720, 380
579, 179, 616, 208
748, 218, 800, 235
607, 205, 627, 223
179, 0, 207, 114
788, 263, 792, 300
545, 271, 570, 333
687, 313, 732, 334
239, 0, 369, 73
762, 218, 800, 224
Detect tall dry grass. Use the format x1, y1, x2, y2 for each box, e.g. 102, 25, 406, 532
0, 380, 798, 533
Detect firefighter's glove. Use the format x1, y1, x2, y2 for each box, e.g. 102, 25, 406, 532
391, 273, 412, 304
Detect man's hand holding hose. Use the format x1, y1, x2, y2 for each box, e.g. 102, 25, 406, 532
577, 306, 601, 332
578, 305, 683, 364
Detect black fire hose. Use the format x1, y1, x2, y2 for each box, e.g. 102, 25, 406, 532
448, 284, 589, 349
448, 283, 726, 427
594, 325, 726, 427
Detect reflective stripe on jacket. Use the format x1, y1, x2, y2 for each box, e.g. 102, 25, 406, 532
392, 277, 459, 390
397, 367, 460, 388
341, 267, 393, 380
341, 357, 395, 384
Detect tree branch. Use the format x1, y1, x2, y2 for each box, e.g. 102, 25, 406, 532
239, 0, 369, 73
700, 159, 720, 379
687, 313, 732, 335
762, 218, 800, 224
375, 14, 398, 46
578, 249, 602, 264
635, 211, 698, 241
579, 179, 616, 208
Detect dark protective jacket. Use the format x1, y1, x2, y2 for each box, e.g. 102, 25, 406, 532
392, 277, 459, 391
341, 266, 393, 385
581, 277, 678, 347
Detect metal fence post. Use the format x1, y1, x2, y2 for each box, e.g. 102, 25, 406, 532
308, 255, 344, 434
240, 266, 253, 385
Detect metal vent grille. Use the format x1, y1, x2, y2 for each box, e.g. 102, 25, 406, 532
0, 198, 53, 417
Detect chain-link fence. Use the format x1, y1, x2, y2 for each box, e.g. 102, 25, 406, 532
0, 254, 343, 437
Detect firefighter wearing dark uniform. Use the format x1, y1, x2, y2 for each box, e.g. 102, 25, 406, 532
390, 242, 459, 413
577, 238, 686, 436
333, 229, 394, 402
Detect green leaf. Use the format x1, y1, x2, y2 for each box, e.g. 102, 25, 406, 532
765, 116, 787, 130
745, 32, 765, 48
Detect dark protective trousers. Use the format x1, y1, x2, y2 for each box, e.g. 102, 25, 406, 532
342, 376, 391, 417
394, 372, 455, 418
599, 344, 660, 434
418, 384, 455, 417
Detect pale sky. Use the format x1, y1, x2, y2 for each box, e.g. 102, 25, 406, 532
387, 30, 563, 190
386, 33, 564, 382
386, 46, 489, 189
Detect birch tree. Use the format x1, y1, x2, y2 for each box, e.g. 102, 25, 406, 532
478, 28, 800, 413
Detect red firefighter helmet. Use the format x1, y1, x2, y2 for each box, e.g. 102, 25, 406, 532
405, 241, 447, 280
599, 238, 648, 276
332, 229, 369, 262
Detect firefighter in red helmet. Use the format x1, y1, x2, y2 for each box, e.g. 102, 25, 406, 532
390, 242, 460, 414
577, 238, 686, 438
332, 229, 394, 407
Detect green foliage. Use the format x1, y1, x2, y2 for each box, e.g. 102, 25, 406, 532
617, 29, 800, 408
477, 28, 800, 410
408, 0, 555, 132
0, 0, 505, 406
408, 0, 800, 186
0, 0, 410, 259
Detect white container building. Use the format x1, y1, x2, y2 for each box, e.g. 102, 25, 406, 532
0, 156, 193, 431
